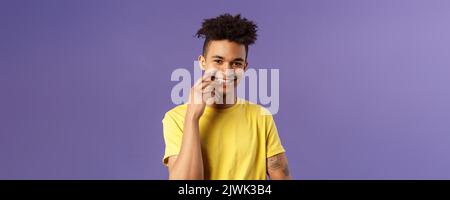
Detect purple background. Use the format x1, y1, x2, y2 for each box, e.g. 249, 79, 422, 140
1, 0, 450, 179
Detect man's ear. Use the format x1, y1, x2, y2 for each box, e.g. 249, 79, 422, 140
244, 61, 249, 71
198, 55, 207, 70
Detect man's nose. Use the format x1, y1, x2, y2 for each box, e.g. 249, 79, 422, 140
226, 62, 233, 69
218, 62, 233, 70
215, 68, 235, 80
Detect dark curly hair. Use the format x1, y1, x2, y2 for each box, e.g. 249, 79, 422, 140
196, 13, 258, 59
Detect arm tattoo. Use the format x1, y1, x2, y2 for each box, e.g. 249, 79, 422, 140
268, 154, 291, 177
282, 164, 290, 177
268, 155, 283, 170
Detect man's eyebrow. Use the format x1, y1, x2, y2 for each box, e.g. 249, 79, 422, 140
210, 56, 245, 62
232, 58, 245, 62
211, 55, 224, 59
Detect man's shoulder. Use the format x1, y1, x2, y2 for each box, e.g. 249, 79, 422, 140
239, 99, 274, 117
163, 104, 187, 120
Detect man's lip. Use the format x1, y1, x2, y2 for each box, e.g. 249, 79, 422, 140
216, 77, 238, 81
216, 79, 236, 83
216, 78, 236, 84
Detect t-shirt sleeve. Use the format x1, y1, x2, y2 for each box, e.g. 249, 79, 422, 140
161, 112, 183, 166
265, 114, 286, 158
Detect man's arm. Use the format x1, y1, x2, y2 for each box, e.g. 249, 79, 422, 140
166, 70, 217, 180
267, 153, 292, 180
167, 113, 203, 180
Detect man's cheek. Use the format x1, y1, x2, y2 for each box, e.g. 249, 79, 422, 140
235, 68, 245, 85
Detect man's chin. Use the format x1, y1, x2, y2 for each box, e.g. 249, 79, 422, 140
216, 87, 236, 96
214, 89, 237, 103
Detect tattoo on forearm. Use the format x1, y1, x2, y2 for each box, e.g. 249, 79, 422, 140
268, 155, 283, 170
283, 165, 290, 176
268, 154, 291, 177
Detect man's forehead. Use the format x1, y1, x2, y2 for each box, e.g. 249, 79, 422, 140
210, 55, 245, 61
206, 40, 246, 59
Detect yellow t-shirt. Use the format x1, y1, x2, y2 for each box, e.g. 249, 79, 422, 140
161, 98, 285, 180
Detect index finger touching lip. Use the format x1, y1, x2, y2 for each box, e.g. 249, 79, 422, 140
203, 68, 218, 81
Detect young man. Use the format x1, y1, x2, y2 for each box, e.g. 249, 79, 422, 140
162, 13, 291, 180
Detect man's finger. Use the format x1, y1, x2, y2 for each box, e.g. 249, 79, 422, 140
201, 80, 217, 89
202, 69, 218, 81
203, 85, 215, 93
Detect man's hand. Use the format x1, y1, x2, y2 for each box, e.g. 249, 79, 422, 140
167, 69, 218, 180
186, 69, 218, 119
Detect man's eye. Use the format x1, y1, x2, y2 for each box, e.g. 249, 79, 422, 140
214, 60, 223, 64
233, 62, 243, 67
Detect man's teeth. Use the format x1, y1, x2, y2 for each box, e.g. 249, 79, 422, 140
216, 78, 234, 84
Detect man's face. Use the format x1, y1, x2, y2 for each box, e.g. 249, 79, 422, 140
199, 40, 247, 97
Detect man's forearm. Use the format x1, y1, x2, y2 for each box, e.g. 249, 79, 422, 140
267, 153, 292, 180
169, 112, 204, 180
